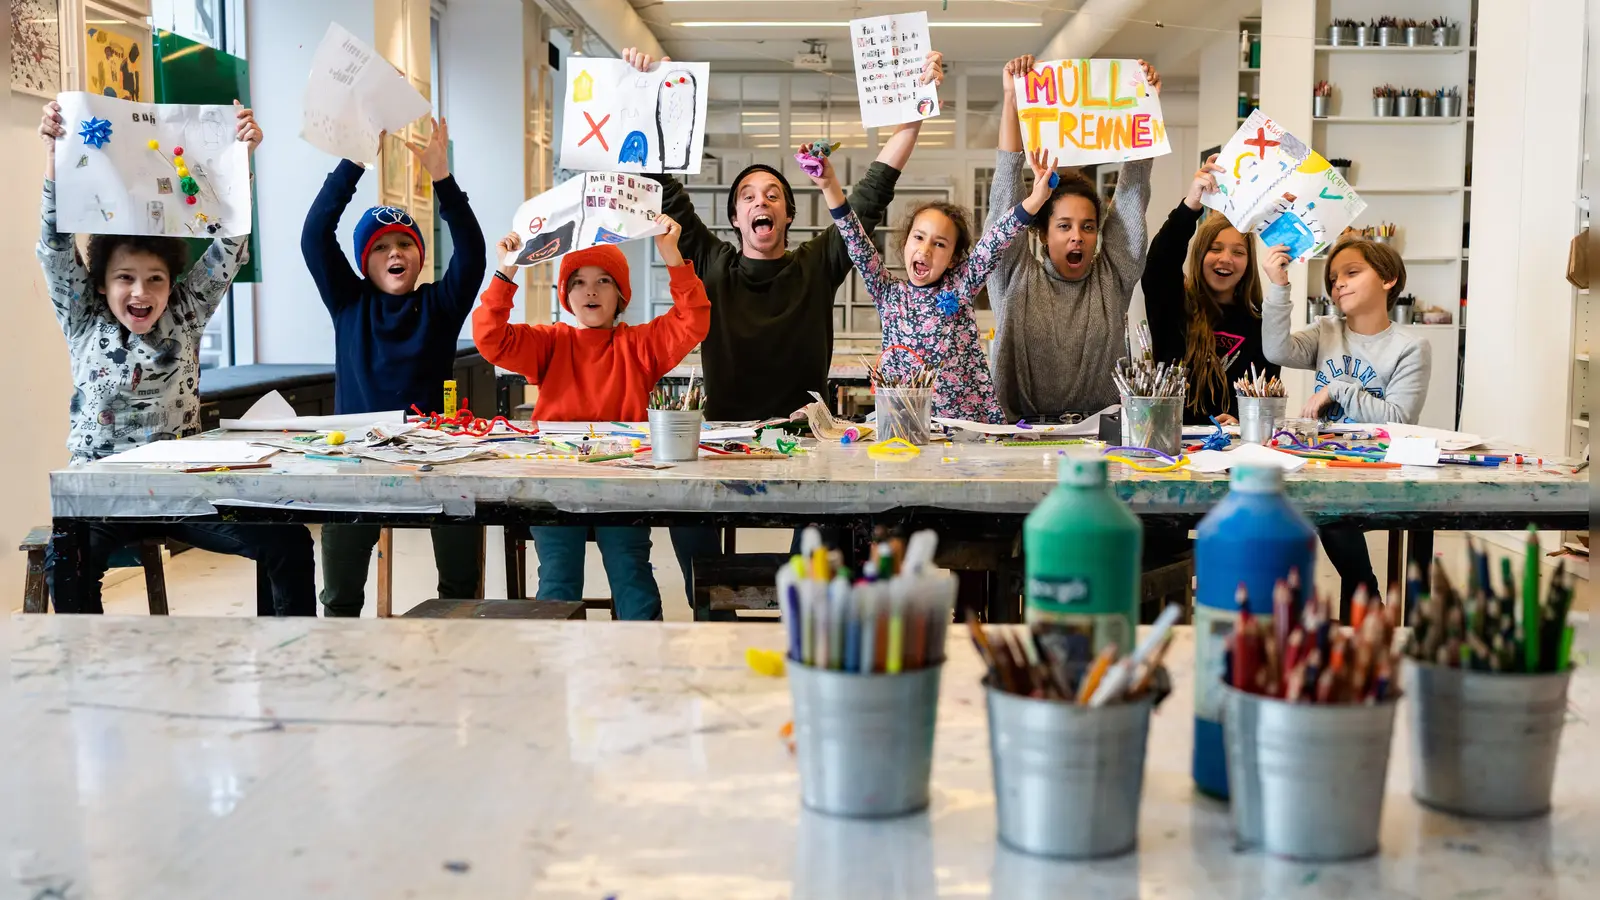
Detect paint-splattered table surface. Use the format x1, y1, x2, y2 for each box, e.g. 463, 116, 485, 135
51, 434, 1587, 522
4, 618, 1593, 899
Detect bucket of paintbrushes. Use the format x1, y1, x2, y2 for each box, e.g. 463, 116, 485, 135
870, 345, 935, 446
1236, 396, 1287, 445
1118, 395, 1183, 457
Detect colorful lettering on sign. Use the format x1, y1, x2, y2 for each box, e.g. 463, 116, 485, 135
1013, 58, 1170, 165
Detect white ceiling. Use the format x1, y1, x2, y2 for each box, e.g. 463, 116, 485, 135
626, 0, 1262, 78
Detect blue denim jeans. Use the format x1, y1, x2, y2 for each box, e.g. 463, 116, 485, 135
531, 526, 662, 621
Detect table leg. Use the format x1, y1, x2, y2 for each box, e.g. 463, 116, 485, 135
48, 518, 94, 614
376, 528, 394, 618
1385, 529, 1405, 592
256, 561, 273, 616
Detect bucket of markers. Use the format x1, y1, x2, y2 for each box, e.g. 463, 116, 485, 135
782, 529, 958, 818
870, 345, 934, 446
1236, 395, 1287, 445
647, 408, 703, 462
1118, 395, 1183, 457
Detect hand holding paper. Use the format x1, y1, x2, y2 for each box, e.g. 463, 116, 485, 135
300, 22, 431, 165
405, 116, 449, 180
560, 57, 710, 174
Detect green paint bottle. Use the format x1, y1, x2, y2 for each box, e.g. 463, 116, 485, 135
1023, 454, 1143, 655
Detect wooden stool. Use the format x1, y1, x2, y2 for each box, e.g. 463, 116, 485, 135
402, 598, 587, 619
500, 525, 618, 619
689, 552, 788, 621
20, 527, 168, 614
373, 526, 489, 618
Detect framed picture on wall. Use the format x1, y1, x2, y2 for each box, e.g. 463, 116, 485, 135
409, 119, 433, 200
11, 0, 63, 99
382, 132, 407, 200
83, 1, 153, 102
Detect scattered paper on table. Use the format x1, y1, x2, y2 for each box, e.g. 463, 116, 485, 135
697, 427, 758, 443
1384, 437, 1442, 467
300, 22, 431, 164
935, 405, 1116, 438
100, 440, 278, 466
1202, 110, 1365, 262
54, 92, 253, 238
221, 390, 407, 431
559, 57, 710, 175
850, 12, 941, 129
504, 172, 666, 266
1013, 59, 1170, 166
1187, 443, 1306, 473
1383, 422, 1486, 452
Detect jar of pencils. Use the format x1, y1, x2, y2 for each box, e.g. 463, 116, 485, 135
1118, 395, 1183, 457
782, 529, 957, 818
870, 345, 935, 446
1401, 533, 1577, 819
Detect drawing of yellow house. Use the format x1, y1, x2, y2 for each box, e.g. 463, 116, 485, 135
573, 70, 593, 103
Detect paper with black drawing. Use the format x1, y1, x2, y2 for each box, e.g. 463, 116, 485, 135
1202, 110, 1366, 262
300, 22, 431, 164
53, 92, 253, 238
504, 172, 665, 267
559, 58, 710, 175
850, 12, 940, 129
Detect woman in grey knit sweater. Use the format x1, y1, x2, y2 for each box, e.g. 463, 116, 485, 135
985, 55, 1159, 422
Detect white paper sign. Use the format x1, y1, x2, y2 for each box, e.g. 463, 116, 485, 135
1384, 437, 1442, 467
504, 172, 665, 266
1013, 59, 1170, 165
299, 22, 431, 164
1202, 110, 1367, 262
53, 92, 253, 238
559, 58, 710, 175
850, 12, 940, 129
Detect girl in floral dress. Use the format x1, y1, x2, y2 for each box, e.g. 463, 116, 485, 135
802, 146, 1056, 423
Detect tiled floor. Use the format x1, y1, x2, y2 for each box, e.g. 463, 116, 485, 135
76, 526, 1590, 619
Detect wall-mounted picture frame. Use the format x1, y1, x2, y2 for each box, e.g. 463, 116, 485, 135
409, 118, 433, 200
381, 132, 408, 200
83, 1, 153, 102
12, 0, 63, 99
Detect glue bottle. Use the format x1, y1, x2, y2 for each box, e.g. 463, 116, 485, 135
1023, 454, 1142, 657
1192, 462, 1315, 799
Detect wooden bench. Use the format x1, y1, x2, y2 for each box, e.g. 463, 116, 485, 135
402, 599, 588, 619
19, 526, 168, 614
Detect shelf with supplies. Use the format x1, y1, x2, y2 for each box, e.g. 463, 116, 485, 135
1314, 116, 1465, 125
1314, 45, 1473, 54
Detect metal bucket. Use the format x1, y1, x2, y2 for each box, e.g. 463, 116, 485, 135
1312, 95, 1331, 118
1119, 395, 1183, 457
1404, 26, 1425, 46
986, 685, 1152, 858
1354, 25, 1371, 46
647, 408, 703, 462
1404, 659, 1572, 819
1373, 96, 1394, 117
874, 387, 933, 446
1419, 96, 1438, 117
1327, 26, 1354, 46
1237, 395, 1287, 445
1222, 684, 1400, 860
1396, 96, 1417, 117
1440, 96, 1461, 117
1377, 26, 1401, 46
789, 661, 942, 818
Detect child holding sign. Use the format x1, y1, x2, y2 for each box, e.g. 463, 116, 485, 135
301, 118, 489, 617
1142, 154, 1279, 423
472, 219, 707, 620
36, 99, 316, 615
986, 56, 1161, 423
1262, 235, 1431, 608
803, 147, 1057, 422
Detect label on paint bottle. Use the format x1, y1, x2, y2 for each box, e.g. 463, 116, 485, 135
1026, 575, 1131, 656
1193, 605, 1258, 722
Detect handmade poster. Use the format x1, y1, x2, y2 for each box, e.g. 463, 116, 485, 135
504, 172, 666, 267
559, 57, 710, 175
850, 12, 940, 129
12, 0, 63, 99
1202, 110, 1367, 262
1013, 59, 1170, 165
299, 22, 431, 165
53, 92, 253, 238
84, 13, 148, 102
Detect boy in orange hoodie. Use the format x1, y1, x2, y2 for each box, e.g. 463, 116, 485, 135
473, 217, 707, 619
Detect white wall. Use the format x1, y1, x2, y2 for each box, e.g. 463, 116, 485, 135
1, 93, 76, 603
441, 0, 523, 335
1460, 0, 1585, 455
247, 0, 375, 364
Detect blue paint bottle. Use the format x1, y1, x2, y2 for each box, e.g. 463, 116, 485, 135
1192, 462, 1316, 799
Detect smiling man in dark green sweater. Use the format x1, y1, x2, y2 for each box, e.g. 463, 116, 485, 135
621, 46, 942, 612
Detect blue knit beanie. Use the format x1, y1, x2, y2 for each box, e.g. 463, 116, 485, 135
352, 206, 426, 276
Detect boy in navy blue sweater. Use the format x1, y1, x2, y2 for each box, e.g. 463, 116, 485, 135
301, 117, 487, 616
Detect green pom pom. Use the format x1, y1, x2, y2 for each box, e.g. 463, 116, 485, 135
180, 176, 199, 195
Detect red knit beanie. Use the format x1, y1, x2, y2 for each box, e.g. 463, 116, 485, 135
557, 245, 633, 314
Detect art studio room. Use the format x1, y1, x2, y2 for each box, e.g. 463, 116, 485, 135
2, 0, 1596, 895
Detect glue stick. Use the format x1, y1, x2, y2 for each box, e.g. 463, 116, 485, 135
442, 380, 458, 417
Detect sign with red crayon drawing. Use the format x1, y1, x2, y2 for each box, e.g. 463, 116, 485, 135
1013, 58, 1170, 165
850, 12, 940, 130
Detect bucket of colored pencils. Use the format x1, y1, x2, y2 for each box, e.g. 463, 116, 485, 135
1401, 532, 1577, 818
1220, 581, 1403, 860
867, 346, 935, 446
1236, 396, 1287, 444
783, 529, 957, 818
974, 605, 1179, 858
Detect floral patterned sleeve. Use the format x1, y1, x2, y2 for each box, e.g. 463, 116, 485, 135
829, 202, 898, 312
947, 204, 1029, 298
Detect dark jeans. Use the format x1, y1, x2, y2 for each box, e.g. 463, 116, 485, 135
1320, 525, 1380, 613
319, 523, 482, 616
530, 525, 660, 620
48, 522, 316, 615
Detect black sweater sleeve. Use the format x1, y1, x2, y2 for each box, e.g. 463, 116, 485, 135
1141, 201, 1203, 365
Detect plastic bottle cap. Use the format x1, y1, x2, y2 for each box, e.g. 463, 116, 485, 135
1057, 452, 1107, 486
1230, 462, 1285, 493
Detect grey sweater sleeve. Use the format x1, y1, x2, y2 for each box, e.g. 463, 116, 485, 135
1261, 281, 1321, 369
1331, 338, 1432, 424
985, 150, 1030, 317
1096, 157, 1154, 305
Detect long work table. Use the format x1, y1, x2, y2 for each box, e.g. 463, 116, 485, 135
4, 618, 1594, 898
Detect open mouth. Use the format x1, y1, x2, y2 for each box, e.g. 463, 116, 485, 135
1211, 266, 1235, 279
1066, 249, 1085, 267
751, 214, 775, 237
127, 303, 153, 321
386, 263, 407, 277
910, 260, 931, 280
582, 301, 603, 312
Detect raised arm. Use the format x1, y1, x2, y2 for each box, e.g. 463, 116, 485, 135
1260, 277, 1321, 370
300, 158, 367, 310
473, 235, 557, 381
640, 219, 712, 375
798, 152, 894, 304
407, 119, 487, 319
998, 54, 1034, 153
1327, 340, 1432, 425
1142, 202, 1203, 320
952, 148, 1053, 294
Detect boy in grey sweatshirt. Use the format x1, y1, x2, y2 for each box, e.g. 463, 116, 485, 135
1262, 235, 1430, 610
985, 55, 1159, 422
